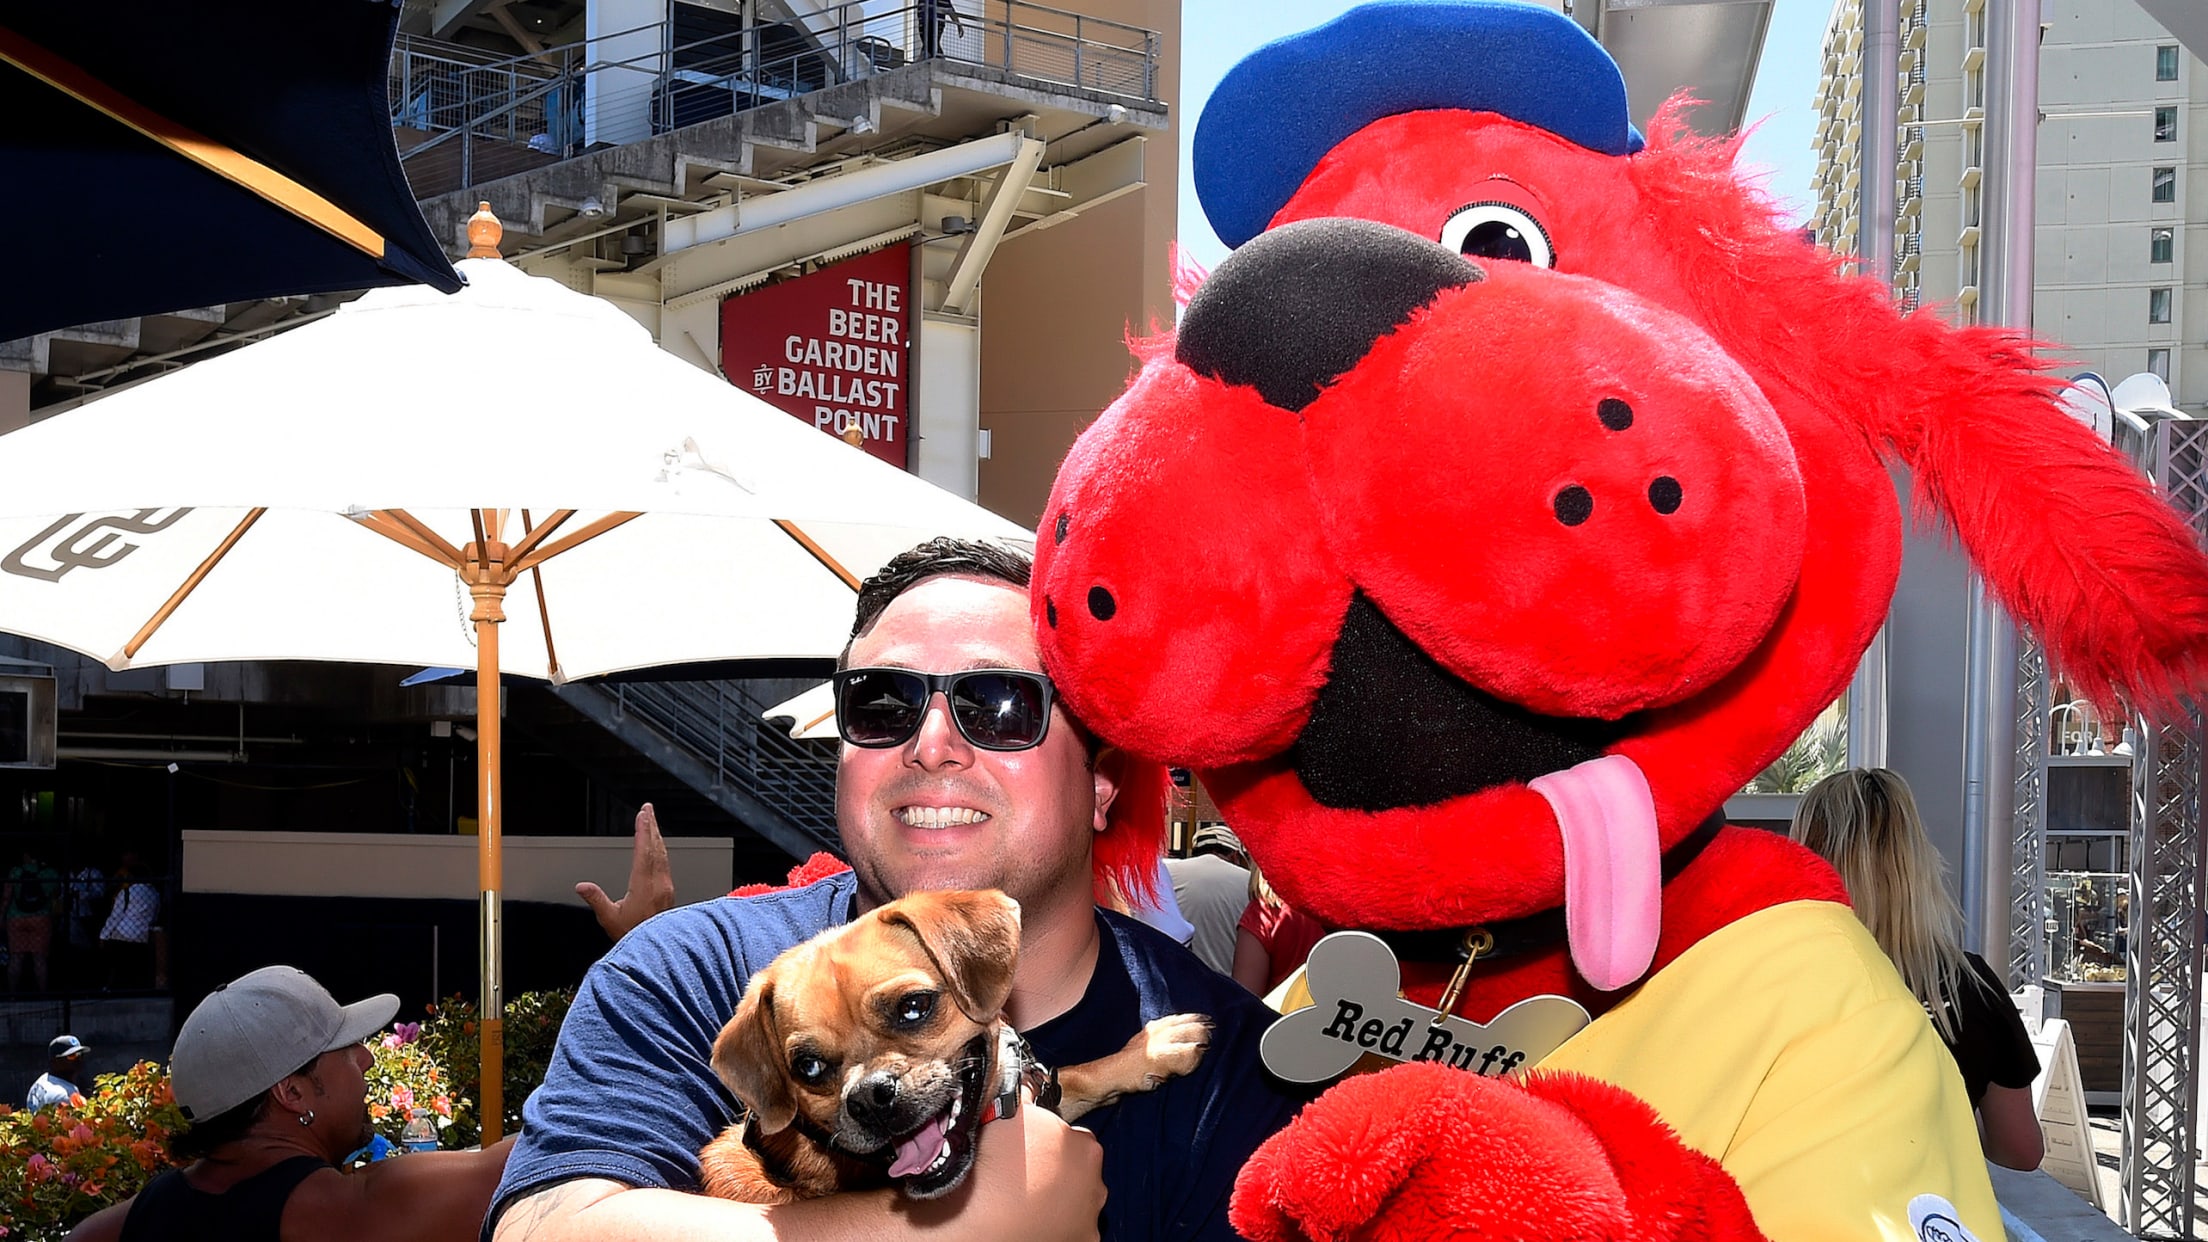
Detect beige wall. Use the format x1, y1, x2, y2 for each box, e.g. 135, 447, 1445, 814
183, 830, 734, 905
976, 0, 1180, 529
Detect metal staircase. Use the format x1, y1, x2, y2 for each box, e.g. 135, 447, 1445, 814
551, 677, 842, 866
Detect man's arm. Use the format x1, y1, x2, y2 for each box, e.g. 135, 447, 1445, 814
287, 1137, 517, 1242
492, 1103, 1104, 1242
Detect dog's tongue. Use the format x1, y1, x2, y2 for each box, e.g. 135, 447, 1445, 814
888, 1115, 951, 1178
1527, 754, 1661, 993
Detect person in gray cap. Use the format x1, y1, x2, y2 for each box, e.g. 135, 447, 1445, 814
27, 1033, 89, 1111
64, 965, 513, 1242
1164, 825, 1252, 977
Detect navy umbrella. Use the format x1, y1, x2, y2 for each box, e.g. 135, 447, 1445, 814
0, 0, 462, 342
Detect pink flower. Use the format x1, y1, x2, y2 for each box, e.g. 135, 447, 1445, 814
394, 1021, 422, 1044
25, 1154, 53, 1183
68, 1123, 93, 1145
381, 1033, 403, 1050
390, 1085, 415, 1113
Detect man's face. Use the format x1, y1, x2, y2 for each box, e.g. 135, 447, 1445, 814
836, 575, 1115, 918
303, 1042, 376, 1150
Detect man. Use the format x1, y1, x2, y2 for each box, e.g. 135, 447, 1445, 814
66, 965, 514, 1242
488, 538, 1298, 1242
27, 1033, 89, 1111
917, 0, 965, 59
1164, 827, 1252, 977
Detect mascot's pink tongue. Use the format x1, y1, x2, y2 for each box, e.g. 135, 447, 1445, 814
888, 1116, 951, 1177
1528, 754, 1661, 992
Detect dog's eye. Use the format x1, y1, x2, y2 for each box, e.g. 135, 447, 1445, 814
791, 1053, 833, 1086
1438, 202, 1555, 269
894, 992, 938, 1027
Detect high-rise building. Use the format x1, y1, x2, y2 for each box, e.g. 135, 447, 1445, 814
1816, 0, 2202, 405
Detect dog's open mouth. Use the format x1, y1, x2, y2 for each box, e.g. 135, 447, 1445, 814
886, 1032, 993, 1198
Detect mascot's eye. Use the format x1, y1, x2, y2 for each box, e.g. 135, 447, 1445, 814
792, 1053, 833, 1086
894, 991, 938, 1027
1438, 202, 1555, 268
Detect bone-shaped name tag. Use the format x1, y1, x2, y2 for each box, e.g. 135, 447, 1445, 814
1260, 931, 1592, 1084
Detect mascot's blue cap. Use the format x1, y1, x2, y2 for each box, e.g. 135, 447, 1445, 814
1194, 0, 1644, 250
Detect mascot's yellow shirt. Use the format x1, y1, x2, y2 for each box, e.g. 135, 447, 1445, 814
1537, 900, 2001, 1242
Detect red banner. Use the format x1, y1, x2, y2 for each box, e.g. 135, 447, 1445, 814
719, 245, 913, 469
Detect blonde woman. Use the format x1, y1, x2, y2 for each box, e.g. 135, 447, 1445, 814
1791, 768, 2043, 1170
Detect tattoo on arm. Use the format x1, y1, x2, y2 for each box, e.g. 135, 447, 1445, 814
495, 1181, 601, 1242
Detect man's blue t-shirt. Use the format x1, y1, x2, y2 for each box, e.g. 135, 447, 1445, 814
488, 871, 1301, 1240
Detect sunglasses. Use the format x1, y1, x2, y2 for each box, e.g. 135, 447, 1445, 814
831, 667, 1058, 752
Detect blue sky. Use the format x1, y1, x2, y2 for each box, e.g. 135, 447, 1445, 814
1175, 0, 1828, 271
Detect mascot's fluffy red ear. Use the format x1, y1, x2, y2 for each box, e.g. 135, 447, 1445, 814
1621, 110, 2208, 716
1034, 4, 2208, 1241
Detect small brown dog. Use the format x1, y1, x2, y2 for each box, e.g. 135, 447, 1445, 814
700, 889, 1212, 1202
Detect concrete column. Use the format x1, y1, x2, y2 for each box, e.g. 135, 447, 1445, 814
586, 0, 667, 148
1959, 0, 2040, 960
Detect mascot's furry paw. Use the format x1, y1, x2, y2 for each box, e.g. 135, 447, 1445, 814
1229, 1063, 1762, 1242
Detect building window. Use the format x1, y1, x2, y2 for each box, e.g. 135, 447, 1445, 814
2156, 106, 2179, 142
2154, 166, 2178, 202
2150, 348, 2172, 381
2150, 287, 2173, 323
2159, 45, 2181, 82
2153, 227, 2175, 263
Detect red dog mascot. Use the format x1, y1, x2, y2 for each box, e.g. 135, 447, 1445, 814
1032, 3, 2208, 1239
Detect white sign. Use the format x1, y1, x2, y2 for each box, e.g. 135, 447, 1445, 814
1259, 931, 1590, 1084
2030, 1018, 2103, 1211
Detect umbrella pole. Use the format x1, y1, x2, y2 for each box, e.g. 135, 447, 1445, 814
471, 573, 507, 1145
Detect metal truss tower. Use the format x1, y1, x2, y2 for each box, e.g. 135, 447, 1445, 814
2120, 418, 2208, 1238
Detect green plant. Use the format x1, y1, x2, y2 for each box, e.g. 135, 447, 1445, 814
1745, 710, 1847, 795
0, 1061, 186, 1241
364, 1024, 459, 1148
412, 988, 575, 1147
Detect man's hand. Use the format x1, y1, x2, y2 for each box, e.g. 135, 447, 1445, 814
902, 1098, 1105, 1240
577, 804, 676, 942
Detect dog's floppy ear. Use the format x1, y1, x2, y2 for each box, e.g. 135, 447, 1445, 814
711, 976, 798, 1134
879, 890, 1022, 1023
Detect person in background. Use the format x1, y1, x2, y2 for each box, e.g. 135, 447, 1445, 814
1166, 825, 1252, 976
64, 966, 514, 1242
4, 847, 62, 992
66, 858, 109, 984
27, 1034, 89, 1111
98, 856, 160, 990
1233, 865, 1328, 999
1791, 767, 2044, 1171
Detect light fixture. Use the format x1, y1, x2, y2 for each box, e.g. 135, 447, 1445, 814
577, 196, 607, 217
620, 232, 648, 256
847, 115, 875, 134
941, 215, 974, 235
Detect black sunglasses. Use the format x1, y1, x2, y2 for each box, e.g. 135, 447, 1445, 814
831, 668, 1058, 752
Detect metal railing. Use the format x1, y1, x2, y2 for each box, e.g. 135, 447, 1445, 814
388, 2, 1159, 196
604, 678, 840, 847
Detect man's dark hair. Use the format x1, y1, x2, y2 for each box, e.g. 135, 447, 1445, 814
168, 1056, 318, 1161
841, 537, 1032, 666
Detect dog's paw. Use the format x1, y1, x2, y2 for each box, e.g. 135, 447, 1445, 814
1136, 1012, 1213, 1086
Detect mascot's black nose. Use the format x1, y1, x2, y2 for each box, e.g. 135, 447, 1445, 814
1176, 218, 1479, 413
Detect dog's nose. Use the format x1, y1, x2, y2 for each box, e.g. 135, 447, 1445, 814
1175, 218, 1479, 413
845, 1071, 900, 1128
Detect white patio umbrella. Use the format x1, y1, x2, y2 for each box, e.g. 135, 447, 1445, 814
763, 681, 838, 740
0, 210, 1029, 1137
